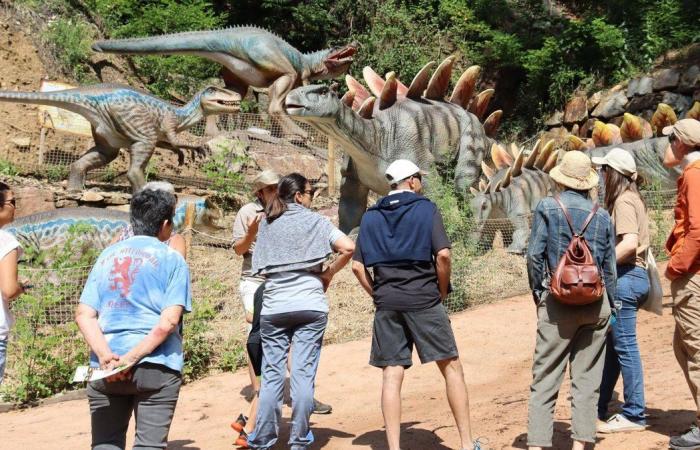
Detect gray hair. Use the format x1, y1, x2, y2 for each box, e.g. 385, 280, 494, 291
130, 189, 177, 237
141, 181, 176, 195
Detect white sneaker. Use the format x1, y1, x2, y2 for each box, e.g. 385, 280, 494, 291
597, 413, 647, 433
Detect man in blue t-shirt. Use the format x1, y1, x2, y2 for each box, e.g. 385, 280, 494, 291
76, 188, 191, 450
352, 160, 484, 450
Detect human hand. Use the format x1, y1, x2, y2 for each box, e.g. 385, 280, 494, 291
246, 213, 262, 237
104, 353, 136, 383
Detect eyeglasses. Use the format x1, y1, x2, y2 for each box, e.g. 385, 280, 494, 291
410, 173, 422, 182
3, 198, 15, 208
303, 189, 316, 196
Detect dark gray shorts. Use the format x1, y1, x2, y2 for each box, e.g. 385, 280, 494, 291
370, 303, 459, 368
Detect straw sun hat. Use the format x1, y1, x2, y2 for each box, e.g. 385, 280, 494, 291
252, 170, 280, 193
549, 150, 599, 191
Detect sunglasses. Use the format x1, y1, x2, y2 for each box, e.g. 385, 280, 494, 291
410, 173, 422, 182
302, 188, 316, 196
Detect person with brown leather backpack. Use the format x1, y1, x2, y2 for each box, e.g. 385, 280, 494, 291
525, 151, 617, 450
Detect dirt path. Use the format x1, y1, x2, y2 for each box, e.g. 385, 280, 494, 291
1, 266, 693, 450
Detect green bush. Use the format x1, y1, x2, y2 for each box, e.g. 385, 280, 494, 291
42, 18, 96, 82
0, 159, 20, 177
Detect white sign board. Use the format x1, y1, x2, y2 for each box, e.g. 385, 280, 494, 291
38, 80, 92, 137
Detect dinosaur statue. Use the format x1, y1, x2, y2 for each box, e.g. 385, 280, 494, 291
472, 114, 683, 254
285, 56, 501, 231
4, 198, 223, 253
91, 27, 357, 136
0, 84, 241, 192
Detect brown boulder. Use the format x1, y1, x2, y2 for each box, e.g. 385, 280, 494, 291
14, 186, 55, 217
544, 110, 563, 127
563, 96, 588, 125
587, 91, 604, 111
679, 65, 700, 94
627, 77, 653, 97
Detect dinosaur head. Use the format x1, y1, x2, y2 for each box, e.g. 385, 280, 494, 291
199, 86, 242, 114
285, 84, 341, 122
309, 43, 358, 80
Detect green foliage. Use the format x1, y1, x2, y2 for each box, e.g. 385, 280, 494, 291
425, 171, 478, 312
88, 0, 225, 97
0, 159, 20, 177
44, 165, 70, 183
201, 141, 248, 195
42, 18, 96, 82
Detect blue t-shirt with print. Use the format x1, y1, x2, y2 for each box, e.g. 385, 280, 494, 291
80, 236, 192, 372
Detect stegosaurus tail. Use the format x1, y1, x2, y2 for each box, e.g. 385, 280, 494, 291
343, 57, 503, 138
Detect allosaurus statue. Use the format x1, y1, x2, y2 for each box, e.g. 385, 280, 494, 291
92, 27, 357, 136
0, 84, 241, 191
285, 56, 502, 231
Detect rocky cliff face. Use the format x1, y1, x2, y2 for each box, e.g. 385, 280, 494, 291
545, 44, 700, 139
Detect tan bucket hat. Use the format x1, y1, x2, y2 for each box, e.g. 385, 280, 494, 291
550, 150, 599, 190
662, 118, 700, 147
252, 170, 280, 193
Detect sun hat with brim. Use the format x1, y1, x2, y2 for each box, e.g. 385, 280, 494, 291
252, 170, 280, 193
662, 119, 700, 147
549, 150, 599, 190
591, 147, 638, 180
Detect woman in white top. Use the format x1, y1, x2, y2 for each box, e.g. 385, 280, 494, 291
0, 182, 26, 385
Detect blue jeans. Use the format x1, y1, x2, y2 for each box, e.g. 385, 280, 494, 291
248, 310, 327, 450
598, 265, 649, 423
0, 338, 6, 385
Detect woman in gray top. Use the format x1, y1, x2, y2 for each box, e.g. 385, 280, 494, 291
248, 173, 354, 450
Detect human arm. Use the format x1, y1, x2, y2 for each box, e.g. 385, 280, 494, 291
320, 234, 355, 291
0, 249, 23, 301
526, 202, 548, 304
615, 233, 638, 264
233, 210, 261, 256
435, 248, 451, 301
351, 260, 373, 296
119, 305, 185, 367
168, 233, 187, 259
666, 168, 700, 279
603, 218, 618, 307
75, 303, 120, 369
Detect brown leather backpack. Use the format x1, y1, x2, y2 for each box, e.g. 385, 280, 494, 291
549, 196, 605, 306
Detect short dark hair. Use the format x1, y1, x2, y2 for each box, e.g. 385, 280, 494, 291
130, 189, 176, 237
0, 182, 10, 204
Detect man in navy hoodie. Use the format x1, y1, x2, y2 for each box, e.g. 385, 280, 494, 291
352, 160, 482, 450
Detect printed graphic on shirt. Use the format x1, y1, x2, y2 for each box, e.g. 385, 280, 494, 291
109, 256, 143, 297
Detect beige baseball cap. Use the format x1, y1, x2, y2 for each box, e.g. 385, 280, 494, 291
252, 170, 280, 193
662, 119, 700, 147
591, 148, 638, 180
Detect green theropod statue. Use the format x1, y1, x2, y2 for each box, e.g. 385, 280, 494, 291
0, 84, 241, 192
285, 56, 502, 232
92, 27, 357, 136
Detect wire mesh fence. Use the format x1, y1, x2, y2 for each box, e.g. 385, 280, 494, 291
0, 188, 680, 403
0, 112, 334, 191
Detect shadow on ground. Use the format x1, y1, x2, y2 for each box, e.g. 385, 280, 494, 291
352, 421, 452, 450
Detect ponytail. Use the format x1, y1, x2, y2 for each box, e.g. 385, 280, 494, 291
265, 173, 308, 223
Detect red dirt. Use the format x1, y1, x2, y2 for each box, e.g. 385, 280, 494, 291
0, 262, 691, 450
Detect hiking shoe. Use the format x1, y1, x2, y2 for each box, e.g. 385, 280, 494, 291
597, 413, 646, 433
230, 413, 247, 433
312, 398, 332, 414
671, 425, 700, 450
234, 429, 249, 448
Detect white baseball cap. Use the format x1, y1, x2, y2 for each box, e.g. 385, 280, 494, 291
384, 159, 427, 184
591, 148, 637, 180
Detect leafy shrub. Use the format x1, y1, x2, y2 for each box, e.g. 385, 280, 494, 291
42, 18, 96, 82
0, 159, 20, 177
